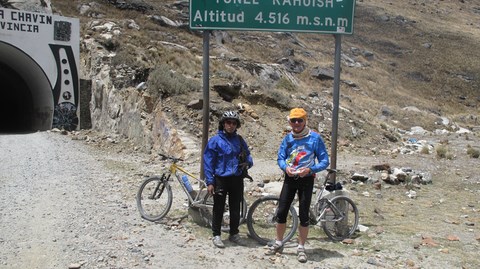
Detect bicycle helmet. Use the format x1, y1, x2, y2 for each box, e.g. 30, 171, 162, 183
218, 110, 241, 130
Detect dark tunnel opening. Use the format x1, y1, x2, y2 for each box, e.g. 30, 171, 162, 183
0, 62, 35, 133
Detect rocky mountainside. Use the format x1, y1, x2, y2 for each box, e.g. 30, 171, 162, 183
1, 2, 479, 268
23, 0, 480, 160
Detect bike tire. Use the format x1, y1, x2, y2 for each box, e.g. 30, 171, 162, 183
199, 193, 248, 232
322, 196, 359, 241
246, 196, 298, 245
136, 176, 173, 222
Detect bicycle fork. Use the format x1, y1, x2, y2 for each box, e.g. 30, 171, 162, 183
149, 174, 169, 199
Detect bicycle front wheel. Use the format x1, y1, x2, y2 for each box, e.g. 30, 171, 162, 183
246, 196, 298, 245
136, 176, 173, 221
322, 196, 359, 241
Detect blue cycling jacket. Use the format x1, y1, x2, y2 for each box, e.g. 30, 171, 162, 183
203, 130, 253, 186
277, 130, 330, 175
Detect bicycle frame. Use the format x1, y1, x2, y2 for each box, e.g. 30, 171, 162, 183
167, 162, 207, 205
310, 169, 342, 224
138, 153, 245, 225
167, 160, 248, 229
314, 195, 347, 223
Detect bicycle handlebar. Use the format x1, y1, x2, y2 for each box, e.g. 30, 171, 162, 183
158, 153, 254, 184
324, 168, 337, 186
158, 153, 183, 163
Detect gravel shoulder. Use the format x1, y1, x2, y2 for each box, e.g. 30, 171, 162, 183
0, 131, 479, 269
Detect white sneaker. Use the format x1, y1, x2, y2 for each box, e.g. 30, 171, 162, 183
212, 235, 225, 248
228, 234, 247, 246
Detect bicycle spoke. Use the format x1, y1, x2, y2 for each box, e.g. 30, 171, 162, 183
322, 196, 359, 241
247, 196, 298, 245
248, 198, 278, 244
136, 177, 172, 221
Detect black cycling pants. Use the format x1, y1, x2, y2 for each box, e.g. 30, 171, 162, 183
276, 175, 314, 227
212, 175, 244, 236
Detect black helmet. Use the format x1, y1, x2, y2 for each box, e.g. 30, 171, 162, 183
218, 110, 241, 130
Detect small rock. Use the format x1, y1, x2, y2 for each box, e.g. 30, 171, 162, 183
446, 235, 460, 241
421, 236, 438, 247
366, 257, 377, 265
357, 224, 369, 233
68, 263, 82, 269
404, 259, 415, 266
406, 190, 417, 199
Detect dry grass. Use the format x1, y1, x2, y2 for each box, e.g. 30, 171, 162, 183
341, 1, 479, 126
51, 0, 479, 137
466, 145, 480, 158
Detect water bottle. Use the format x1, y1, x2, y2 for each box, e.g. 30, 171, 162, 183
181, 175, 193, 193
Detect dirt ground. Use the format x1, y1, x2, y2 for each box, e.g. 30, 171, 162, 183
0, 130, 479, 269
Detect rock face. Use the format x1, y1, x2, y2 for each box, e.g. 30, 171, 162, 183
2, 0, 51, 13
82, 35, 185, 156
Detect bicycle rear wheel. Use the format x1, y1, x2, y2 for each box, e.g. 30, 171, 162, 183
246, 196, 298, 245
136, 176, 173, 221
322, 196, 359, 241
200, 193, 248, 232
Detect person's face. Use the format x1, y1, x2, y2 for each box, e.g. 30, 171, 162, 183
289, 118, 306, 133
223, 119, 238, 134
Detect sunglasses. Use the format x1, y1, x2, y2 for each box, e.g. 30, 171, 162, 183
289, 118, 304, 124
225, 120, 238, 125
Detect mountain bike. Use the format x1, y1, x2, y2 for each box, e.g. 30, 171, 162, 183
309, 169, 359, 241
246, 169, 358, 244
136, 153, 247, 231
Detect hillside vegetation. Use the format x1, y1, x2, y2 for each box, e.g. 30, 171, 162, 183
51, 0, 479, 159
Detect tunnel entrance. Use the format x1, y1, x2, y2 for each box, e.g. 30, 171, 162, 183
0, 62, 34, 133
1, 7, 80, 133
0, 41, 55, 133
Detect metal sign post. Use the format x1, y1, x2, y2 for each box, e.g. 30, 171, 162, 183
200, 30, 211, 181
330, 34, 342, 180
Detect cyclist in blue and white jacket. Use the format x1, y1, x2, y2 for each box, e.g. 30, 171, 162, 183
266, 107, 329, 263
203, 110, 253, 248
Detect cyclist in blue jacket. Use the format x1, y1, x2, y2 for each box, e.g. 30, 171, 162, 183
204, 111, 253, 248
265, 108, 329, 263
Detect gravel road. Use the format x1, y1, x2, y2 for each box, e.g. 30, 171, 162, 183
0, 131, 143, 268
1, 131, 479, 269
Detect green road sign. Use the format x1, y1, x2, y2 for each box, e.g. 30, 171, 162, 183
190, 0, 356, 34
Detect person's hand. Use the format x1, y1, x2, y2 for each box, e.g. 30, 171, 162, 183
207, 184, 215, 195
287, 167, 310, 177
286, 167, 296, 177
238, 162, 249, 170
297, 167, 311, 177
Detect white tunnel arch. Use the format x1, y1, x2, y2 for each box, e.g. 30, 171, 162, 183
0, 7, 79, 132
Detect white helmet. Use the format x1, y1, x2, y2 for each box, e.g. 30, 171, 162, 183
219, 110, 241, 129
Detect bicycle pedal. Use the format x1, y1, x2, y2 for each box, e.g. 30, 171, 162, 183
191, 200, 201, 205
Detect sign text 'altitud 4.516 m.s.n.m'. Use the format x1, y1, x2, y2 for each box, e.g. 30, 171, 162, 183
190, 0, 356, 34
